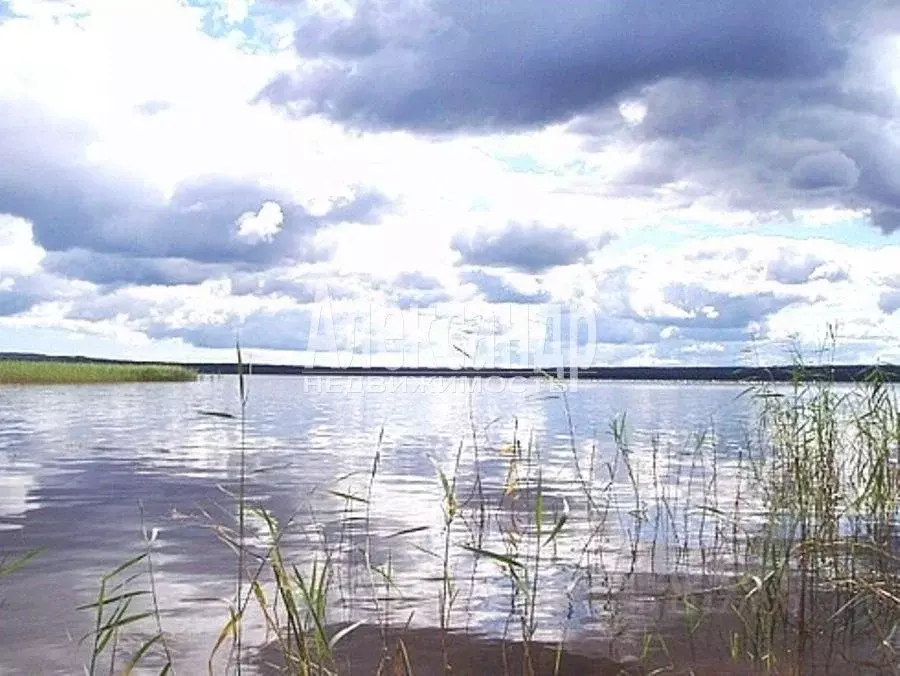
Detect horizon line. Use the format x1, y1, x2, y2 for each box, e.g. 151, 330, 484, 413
2, 352, 898, 382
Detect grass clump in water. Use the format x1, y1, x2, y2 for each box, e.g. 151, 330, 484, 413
0, 360, 197, 384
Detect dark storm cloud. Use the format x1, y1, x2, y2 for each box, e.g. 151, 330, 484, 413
285, 0, 896, 237
872, 210, 900, 233
260, 0, 846, 133
0, 100, 390, 268
451, 223, 602, 273
585, 92, 900, 233
637, 79, 738, 140
789, 150, 860, 190
43, 251, 232, 288
1, 170, 373, 264
575, 1, 900, 234
46, 252, 368, 300
460, 269, 549, 305
848, 131, 900, 233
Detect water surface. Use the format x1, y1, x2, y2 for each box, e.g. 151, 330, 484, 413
0, 375, 763, 674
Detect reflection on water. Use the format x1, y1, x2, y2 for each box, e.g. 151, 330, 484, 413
0, 376, 767, 674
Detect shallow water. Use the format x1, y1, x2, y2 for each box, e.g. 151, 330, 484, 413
0, 375, 791, 674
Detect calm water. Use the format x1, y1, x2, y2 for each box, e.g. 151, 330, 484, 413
0, 375, 766, 674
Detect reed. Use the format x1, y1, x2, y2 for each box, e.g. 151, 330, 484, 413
0, 360, 197, 384
0, 548, 42, 578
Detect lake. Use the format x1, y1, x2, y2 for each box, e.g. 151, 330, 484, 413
0, 375, 862, 674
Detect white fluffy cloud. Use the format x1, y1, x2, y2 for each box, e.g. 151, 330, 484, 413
0, 217, 44, 277
236, 201, 285, 243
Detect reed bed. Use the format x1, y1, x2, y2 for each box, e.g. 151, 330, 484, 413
45, 357, 900, 675
0, 360, 197, 384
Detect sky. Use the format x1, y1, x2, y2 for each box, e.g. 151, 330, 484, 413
1, 0, 900, 368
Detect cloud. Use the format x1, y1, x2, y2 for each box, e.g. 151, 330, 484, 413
566, 237, 849, 353
236, 201, 285, 243
789, 150, 860, 190
42, 250, 232, 288
0, 288, 36, 316
765, 250, 842, 285
0, 271, 87, 317
554, 310, 662, 346
0, 217, 60, 315
226, 270, 355, 303
260, 0, 846, 133
61, 277, 319, 353
880, 291, 900, 315
255, 0, 900, 237
146, 308, 315, 351
324, 189, 392, 225
11, 227, 898, 365
388, 271, 452, 309
393, 271, 442, 291
460, 269, 550, 305
577, 5, 900, 233
0, 99, 390, 269
650, 283, 804, 331
0, 216, 44, 276
452, 223, 602, 273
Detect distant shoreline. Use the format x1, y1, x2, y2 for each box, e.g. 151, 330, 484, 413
2, 352, 898, 382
